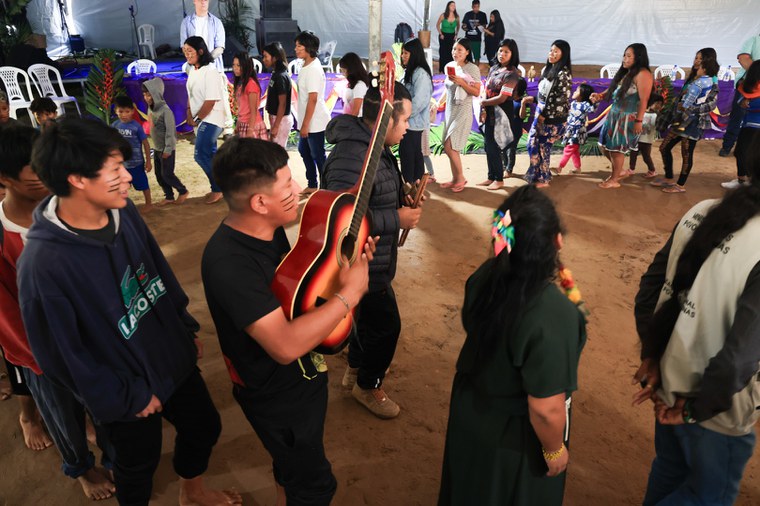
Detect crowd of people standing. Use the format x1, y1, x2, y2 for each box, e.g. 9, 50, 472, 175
1, 2, 760, 504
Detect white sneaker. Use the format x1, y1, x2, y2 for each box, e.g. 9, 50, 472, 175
721, 179, 748, 189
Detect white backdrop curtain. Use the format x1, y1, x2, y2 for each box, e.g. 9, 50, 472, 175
25, 0, 760, 67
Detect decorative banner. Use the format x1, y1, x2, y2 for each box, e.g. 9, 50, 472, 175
124, 73, 736, 139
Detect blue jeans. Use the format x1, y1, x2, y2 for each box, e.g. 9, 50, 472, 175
643, 421, 755, 506
298, 131, 326, 188
722, 88, 746, 151
194, 122, 223, 192
23, 368, 112, 478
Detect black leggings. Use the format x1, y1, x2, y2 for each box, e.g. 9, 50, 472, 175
630, 142, 655, 173
735, 127, 760, 179
660, 130, 698, 186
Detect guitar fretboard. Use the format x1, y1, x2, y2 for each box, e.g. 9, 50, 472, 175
348, 101, 393, 240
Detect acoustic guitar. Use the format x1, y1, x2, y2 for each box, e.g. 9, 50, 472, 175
271, 52, 396, 354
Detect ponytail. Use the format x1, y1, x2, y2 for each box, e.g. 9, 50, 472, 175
648, 147, 760, 356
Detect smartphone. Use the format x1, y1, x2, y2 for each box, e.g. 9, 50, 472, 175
446, 65, 456, 78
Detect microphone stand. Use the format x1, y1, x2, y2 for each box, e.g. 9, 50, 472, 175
129, 5, 140, 58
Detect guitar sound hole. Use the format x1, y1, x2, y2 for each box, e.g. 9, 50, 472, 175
340, 235, 356, 263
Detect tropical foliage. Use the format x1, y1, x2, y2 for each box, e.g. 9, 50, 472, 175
84, 50, 125, 123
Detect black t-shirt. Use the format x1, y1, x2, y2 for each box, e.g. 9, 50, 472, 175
265, 70, 292, 116
201, 223, 325, 408
462, 11, 487, 41
60, 211, 116, 243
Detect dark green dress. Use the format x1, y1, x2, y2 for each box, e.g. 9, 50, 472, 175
439, 266, 587, 506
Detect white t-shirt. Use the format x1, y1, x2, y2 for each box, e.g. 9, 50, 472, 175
296, 59, 331, 132
195, 16, 209, 49
187, 63, 227, 128
0, 201, 29, 243
344, 80, 368, 116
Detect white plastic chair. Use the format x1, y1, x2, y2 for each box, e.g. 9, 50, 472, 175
27, 63, 81, 117
517, 64, 526, 77
654, 65, 685, 80
126, 59, 157, 75
0, 66, 36, 126
288, 58, 304, 75
718, 65, 736, 82
251, 58, 262, 74
318, 40, 337, 73
138, 24, 156, 60
600, 63, 621, 79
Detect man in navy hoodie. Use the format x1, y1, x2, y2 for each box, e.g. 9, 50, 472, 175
17, 118, 241, 506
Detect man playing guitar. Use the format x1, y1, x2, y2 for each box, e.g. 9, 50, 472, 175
201, 138, 375, 504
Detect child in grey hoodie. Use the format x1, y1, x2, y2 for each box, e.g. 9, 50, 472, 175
142, 78, 189, 205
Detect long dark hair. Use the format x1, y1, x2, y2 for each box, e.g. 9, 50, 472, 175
487, 10, 504, 40
459, 185, 564, 367
338, 52, 370, 89
686, 47, 719, 84
543, 39, 571, 81
607, 43, 649, 100
402, 38, 432, 85
646, 130, 760, 358
262, 41, 288, 74
495, 38, 519, 69
232, 52, 260, 94
454, 38, 474, 64
183, 36, 214, 67
742, 59, 760, 92
442, 1, 458, 19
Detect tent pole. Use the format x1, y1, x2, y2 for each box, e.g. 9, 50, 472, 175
423, 0, 431, 31
368, 0, 382, 72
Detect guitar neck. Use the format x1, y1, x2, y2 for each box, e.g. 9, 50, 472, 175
348, 101, 393, 239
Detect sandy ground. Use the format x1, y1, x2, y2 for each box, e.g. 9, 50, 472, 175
2, 134, 760, 506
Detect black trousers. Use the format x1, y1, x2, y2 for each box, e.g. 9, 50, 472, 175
102, 369, 221, 506
399, 129, 424, 184
153, 151, 188, 200
660, 130, 698, 186
233, 379, 336, 506
735, 127, 760, 179
439, 32, 455, 70
630, 142, 655, 173
349, 286, 402, 389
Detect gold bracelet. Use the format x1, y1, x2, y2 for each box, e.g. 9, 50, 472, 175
334, 292, 350, 313
542, 443, 565, 461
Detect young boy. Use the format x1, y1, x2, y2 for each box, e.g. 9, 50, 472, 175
112, 96, 153, 210
0, 124, 116, 500
323, 84, 422, 419
18, 118, 240, 506
0, 90, 16, 129
201, 137, 374, 504
142, 78, 189, 206
29, 97, 58, 129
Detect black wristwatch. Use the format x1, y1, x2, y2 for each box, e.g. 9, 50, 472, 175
682, 399, 697, 424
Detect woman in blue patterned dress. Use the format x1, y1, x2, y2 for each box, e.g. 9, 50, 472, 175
596, 43, 653, 188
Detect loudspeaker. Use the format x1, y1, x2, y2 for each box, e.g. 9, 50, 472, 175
256, 19, 300, 57
260, 0, 292, 18
222, 35, 247, 67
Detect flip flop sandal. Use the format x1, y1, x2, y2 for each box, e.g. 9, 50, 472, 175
649, 178, 673, 187
662, 185, 686, 193
643, 171, 658, 179
598, 180, 621, 189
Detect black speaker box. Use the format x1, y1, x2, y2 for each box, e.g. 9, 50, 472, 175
222, 35, 248, 66
261, 0, 292, 18
255, 19, 300, 57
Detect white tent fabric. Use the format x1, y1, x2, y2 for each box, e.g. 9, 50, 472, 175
26, 0, 760, 67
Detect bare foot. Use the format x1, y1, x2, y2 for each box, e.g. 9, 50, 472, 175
155, 199, 175, 207
204, 192, 223, 205
19, 413, 53, 450
180, 476, 242, 506
77, 467, 116, 501
141, 203, 155, 213
176, 192, 189, 204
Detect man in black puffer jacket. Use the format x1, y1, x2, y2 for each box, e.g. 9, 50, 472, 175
323, 83, 421, 419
